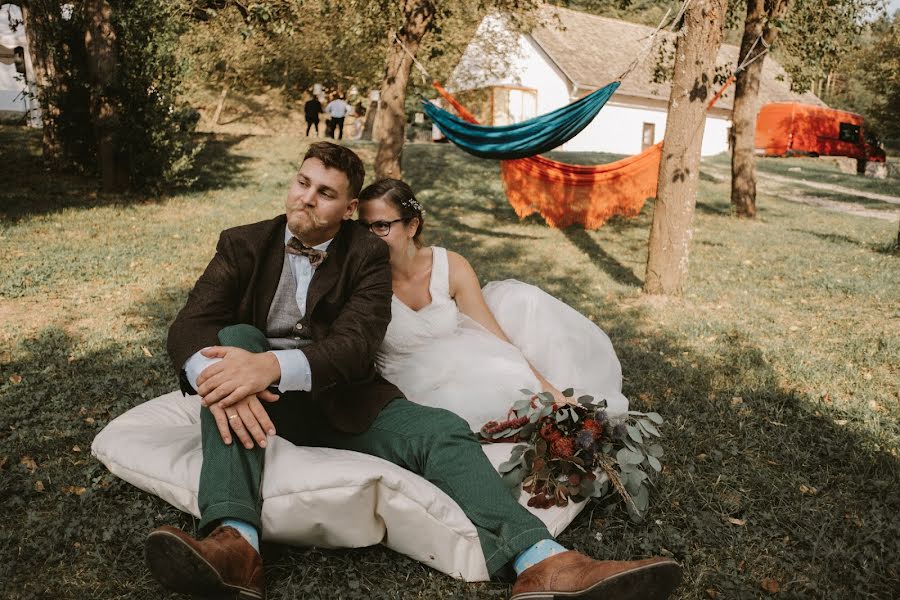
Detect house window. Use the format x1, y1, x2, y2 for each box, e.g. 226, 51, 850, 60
492, 87, 537, 126
838, 122, 860, 144
642, 122, 656, 151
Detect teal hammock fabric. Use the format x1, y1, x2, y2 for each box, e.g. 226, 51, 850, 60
422, 81, 620, 160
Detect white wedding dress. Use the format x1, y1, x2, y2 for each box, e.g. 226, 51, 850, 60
375, 247, 629, 432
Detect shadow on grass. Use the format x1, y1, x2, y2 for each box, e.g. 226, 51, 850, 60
1, 261, 898, 599
563, 228, 643, 288
3, 288, 898, 599
0, 127, 254, 223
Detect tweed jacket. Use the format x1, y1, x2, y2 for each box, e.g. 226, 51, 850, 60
167, 215, 400, 433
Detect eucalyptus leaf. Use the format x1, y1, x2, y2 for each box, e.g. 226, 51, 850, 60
519, 389, 536, 396
645, 412, 664, 425
626, 424, 643, 444
538, 391, 554, 404
638, 419, 661, 437
501, 467, 526, 489
647, 455, 662, 472
577, 395, 594, 405
509, 444, 528, 461
513, 398, 532, 411
562, 387, 575, 397
648, 443, 664, 458
633, 484, 650, 512
498, 458, 521, 474
616, 448, 644, 466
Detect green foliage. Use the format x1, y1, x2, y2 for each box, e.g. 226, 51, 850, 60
108, 0, 200, 189
825, 13, 900, 150
28, 1, 199, 190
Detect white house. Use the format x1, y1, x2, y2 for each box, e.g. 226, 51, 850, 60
449, 7, 825, 157
0, 3, 40, 126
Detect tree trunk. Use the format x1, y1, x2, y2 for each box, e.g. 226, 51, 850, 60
373, 1, 435, 179
84, 0, 123, 192
730, 0, 791, 217
644, 0, 727, 295
211, 84, 229, 128
21, 2, 63, 165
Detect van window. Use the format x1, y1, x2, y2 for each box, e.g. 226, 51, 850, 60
838, 122, 860, 144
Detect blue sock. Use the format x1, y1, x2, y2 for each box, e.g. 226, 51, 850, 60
221, 518, 259, 553
513, 539, 568, 575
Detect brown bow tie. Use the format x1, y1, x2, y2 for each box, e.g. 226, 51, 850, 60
285, 237, 328, 268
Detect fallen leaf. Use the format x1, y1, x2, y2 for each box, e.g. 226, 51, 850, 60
34, 480, 45, 492
761, 578, 781, 594
83, 417, 95, 425
72, 445, 81, 453
62, 485, 87, 496
799, 484, 818, 495
706, 588, 720, 599
141, 346, 153, 358
789, 325, 799, 332
9, 374, 22, 384
695, 453, 708, 461
20, 456, 37, 473
727, 517, 747, 526
834, 419, 849, 426
731, 396, 743, 406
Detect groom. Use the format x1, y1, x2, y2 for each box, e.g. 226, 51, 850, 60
148, 141, 681, 600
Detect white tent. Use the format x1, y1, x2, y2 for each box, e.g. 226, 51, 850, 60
0, 3, 41, 126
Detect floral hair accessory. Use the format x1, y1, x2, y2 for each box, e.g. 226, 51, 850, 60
401, 196, 425, 216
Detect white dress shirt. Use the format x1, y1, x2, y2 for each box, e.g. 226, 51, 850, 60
325, 99, 350, 119
183, 227, 333, 394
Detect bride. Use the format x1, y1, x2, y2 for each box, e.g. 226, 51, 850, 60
357, 179, 629, 432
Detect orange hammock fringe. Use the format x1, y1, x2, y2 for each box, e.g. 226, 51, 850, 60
432, 76, 734, 230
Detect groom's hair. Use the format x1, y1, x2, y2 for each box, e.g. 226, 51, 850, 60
302, 142, 365, 198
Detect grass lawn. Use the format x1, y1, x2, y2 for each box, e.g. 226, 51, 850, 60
1, 127, 898, 599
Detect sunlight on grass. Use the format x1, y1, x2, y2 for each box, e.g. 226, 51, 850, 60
1, 129, 898, 599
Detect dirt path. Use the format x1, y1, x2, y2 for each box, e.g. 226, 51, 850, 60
701, 166, 900, 221
754, 171, 900, 205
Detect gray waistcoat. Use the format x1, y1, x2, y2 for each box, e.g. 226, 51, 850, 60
266, 256, 313, 350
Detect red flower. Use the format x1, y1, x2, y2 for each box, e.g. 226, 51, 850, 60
582, 418, 604, 440
540, 422, 563, 442
550, 437, 575, 458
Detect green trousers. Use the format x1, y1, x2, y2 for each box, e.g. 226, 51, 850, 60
197, 324, 552, 576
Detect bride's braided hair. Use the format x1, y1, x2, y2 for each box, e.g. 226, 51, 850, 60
358, 178, 426, 247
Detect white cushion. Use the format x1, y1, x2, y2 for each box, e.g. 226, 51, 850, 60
92, 391, 588, 582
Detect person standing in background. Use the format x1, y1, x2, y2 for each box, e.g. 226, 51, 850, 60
325, 94, 351, 140
304, 93, 323, 137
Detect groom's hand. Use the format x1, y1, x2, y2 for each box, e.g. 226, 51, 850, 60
196, 346, 281, 408
209, 394, 276, 449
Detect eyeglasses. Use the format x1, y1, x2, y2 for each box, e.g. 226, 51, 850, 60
362, 218, 406, 237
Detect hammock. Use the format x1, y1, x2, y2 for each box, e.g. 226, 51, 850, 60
422, 81, 620, 160
431, 76, 734, 229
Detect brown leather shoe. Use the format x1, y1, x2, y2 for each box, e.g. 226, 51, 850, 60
145, 525, 265, 599
510, 551, 681, 600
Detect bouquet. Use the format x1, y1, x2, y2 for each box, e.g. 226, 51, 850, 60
479, 388, 665, 521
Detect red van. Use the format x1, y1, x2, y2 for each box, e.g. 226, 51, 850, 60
754, 102, 886, 172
